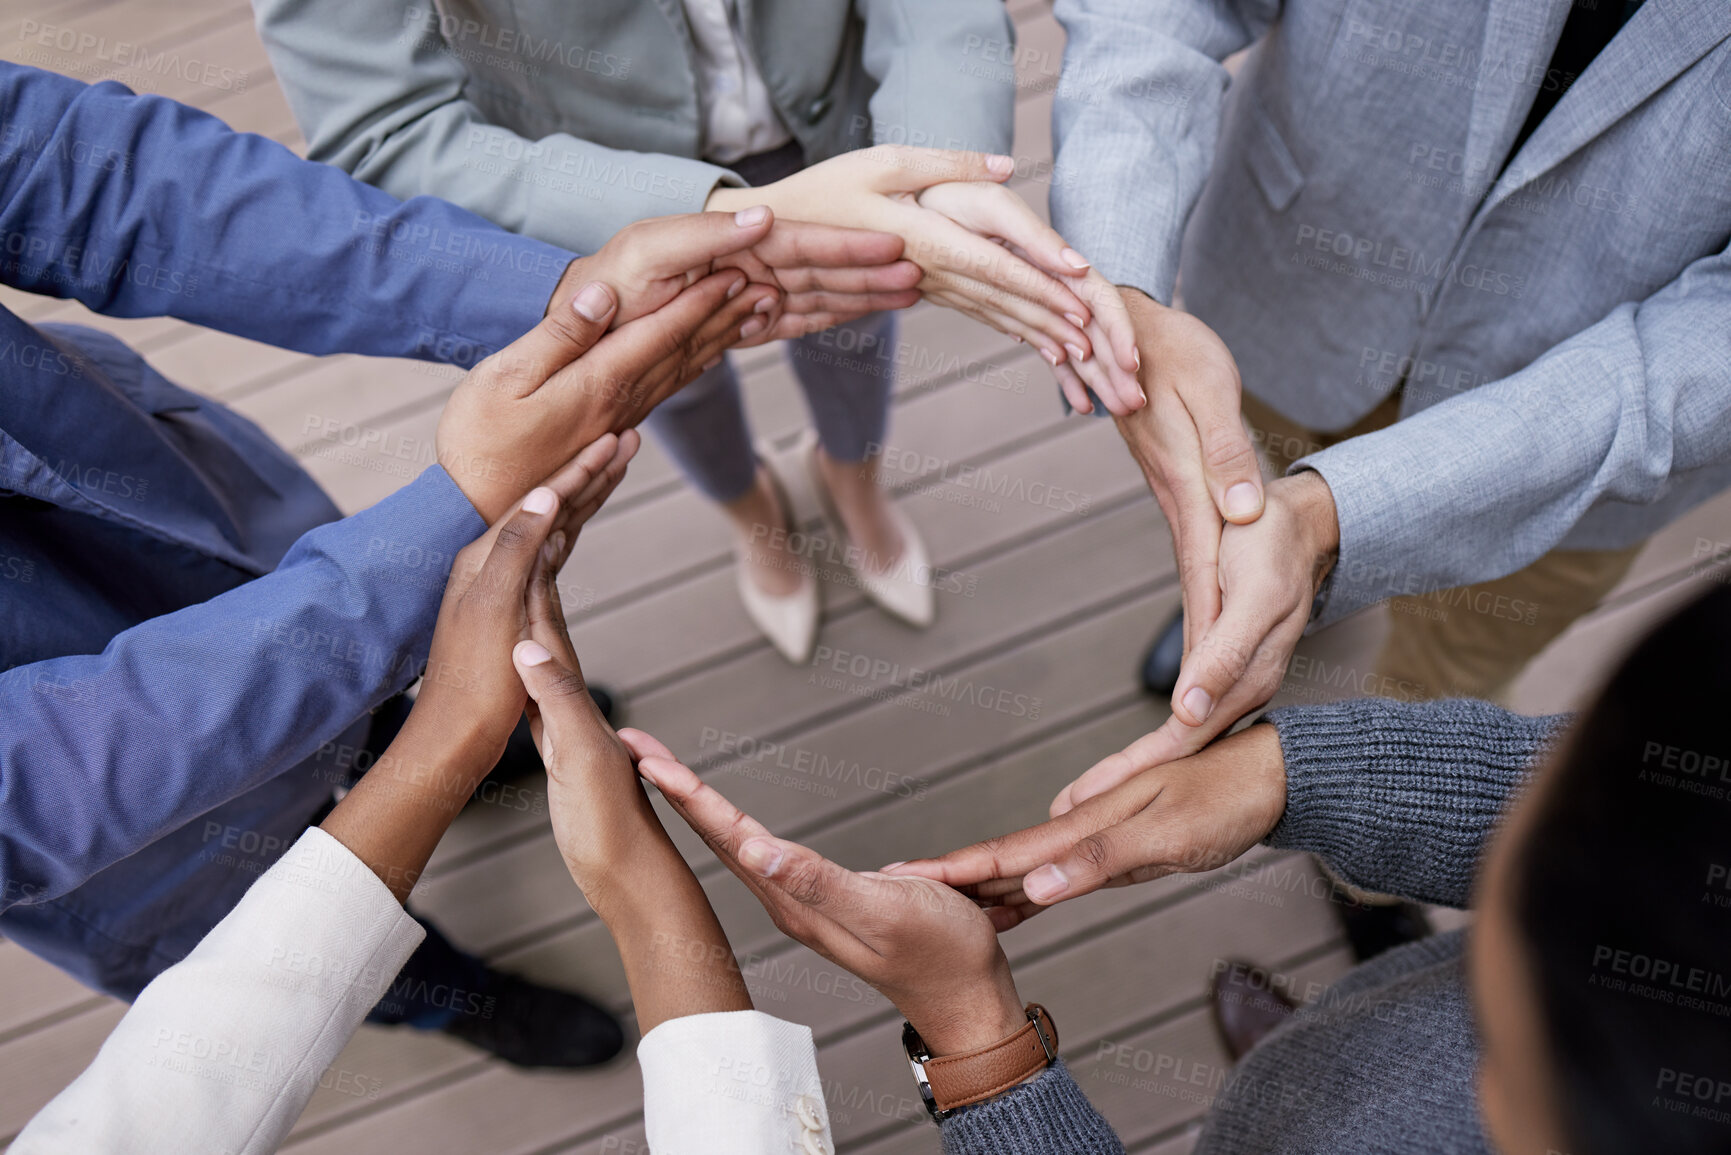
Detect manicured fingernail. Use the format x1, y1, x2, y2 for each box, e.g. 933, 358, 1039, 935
740, 315, 768, 339
1064, 342, 1088, 363
573, 282, 614, 322
1042, 347, 1061, 366
520, 487, 557, 515
1224, 482, 1263, 520
1011, 334, 1023, 344
1181, 686, 1214, 723
1064, 312, 1086, 328
880, 861, 907, 873
734, 205, 770, 228
1062, 247, 1090, 270
516, 641, 552, 667
726, 276, 745, 300
703, 356, 722, 372
753, 296, 776, 313
986, 154, 1015, 177
1024, 864, 1069, 902
1132, 346, 1142, 371
739, 839, 783, 877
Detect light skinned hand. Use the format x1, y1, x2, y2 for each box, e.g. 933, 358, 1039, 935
1049, 472, 1339, 816
706, 146, 1114, 377
635, 746, 1028, 1056
549, 209, 922, 345
885, 724, 1287, 923
437, 262, 772, 521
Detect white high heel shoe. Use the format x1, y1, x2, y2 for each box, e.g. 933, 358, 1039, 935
736, 447, 821, 664
802, 431, 936, 629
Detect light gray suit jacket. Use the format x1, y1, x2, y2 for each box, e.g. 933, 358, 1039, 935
1051, 0, 1731, 622
254, 0, 1016, 257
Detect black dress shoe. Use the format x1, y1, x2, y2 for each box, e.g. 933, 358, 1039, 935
1336, 896, 1432, 962
1210, 959, 1298, 1061
1140, 608, 1186, 696
442, 969, 626, 1069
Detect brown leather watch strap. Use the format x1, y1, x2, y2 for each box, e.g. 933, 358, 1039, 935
922, 1004, 1059, 1112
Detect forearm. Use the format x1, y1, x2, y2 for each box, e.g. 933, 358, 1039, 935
590, 840, 753, 1035
15, 827, 422, 1154
0, 467, 482, 912
0, 64, 567, 367
318, 714, 496, 904
1049, 0, 1267, 302
255, 0, 733, 255
856, 0, 1016, 154
1263, 698, 1572, 907
1302, 244, 1731, 626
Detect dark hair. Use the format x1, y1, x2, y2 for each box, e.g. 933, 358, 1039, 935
1512, 584, 1731, 1155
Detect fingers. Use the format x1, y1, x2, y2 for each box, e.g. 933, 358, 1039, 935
865, 145, 1016, 193
1019, 817, 1174, 907
749, 220, 908, 270
622, 207, 778, 278
486, 282, 618, 397
777, 288, 923, 320
1185, 382, 1263, 525
882, 810, 1105, 889
773, 260, 922, 297
616, 727, 676, 764
1053, 361, 1095, 415
546, 269, 766, 421
469, 484, 565, 611
917, 182, 1089, 301
634, 752, 865, 916
512, 636, 595, 729
916, 235, 1093, 355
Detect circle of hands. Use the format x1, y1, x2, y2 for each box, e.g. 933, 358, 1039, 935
426, 144, 1330, 1044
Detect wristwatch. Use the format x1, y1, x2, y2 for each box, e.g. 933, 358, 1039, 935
902, 1003, 1059, 1122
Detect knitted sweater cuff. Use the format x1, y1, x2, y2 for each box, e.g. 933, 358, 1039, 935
1262, 698, 1571, 907
940, 1061, 1126, 1155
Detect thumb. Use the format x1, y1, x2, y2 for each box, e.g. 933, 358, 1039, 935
1020, 821, 1159, 907
485, 281, 619, 397
512, 640, 595, 757
869, 145, 1016, 193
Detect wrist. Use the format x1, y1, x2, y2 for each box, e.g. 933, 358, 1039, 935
906, 969, 1025, 1056
1281, 469, 1340, 586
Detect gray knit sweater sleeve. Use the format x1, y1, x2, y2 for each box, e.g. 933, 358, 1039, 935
1263, 697, 1572, 908
940, 1061, 1125, 1154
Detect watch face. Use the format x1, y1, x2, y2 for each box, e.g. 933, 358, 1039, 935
901, 1021, 947, 1122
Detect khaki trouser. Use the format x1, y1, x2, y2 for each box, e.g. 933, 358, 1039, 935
1242, 391, 1642, 704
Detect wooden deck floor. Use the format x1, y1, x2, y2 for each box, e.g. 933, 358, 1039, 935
3, 1, 1729, 1151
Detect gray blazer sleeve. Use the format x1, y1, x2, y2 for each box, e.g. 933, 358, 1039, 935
1048, 0, 1280, 303
254, 0, 736, 256
940, 1062, 1126, 1155
1300, 235, 1731, 625
1264, 698, 1573, 908
856, 0, 1016, 155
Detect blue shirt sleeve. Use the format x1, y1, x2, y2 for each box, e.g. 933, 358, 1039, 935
0, 63, 574, 368
0, 465, 484, 911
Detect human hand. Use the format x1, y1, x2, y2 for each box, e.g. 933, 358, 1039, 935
637, 750, 1026, 1055
1052, 471, 1338, 815
512, 625, 754, 1030
1107, 288, 1269, 701
439, 261, 772, 522
912, 183, 1143, 416
886, 724, 1287, 924
411, 432, 638, 772
707, 146, 1124, 384
550, 209, 922, 345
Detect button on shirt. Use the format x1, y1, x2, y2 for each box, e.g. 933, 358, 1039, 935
681, 0, 792, 163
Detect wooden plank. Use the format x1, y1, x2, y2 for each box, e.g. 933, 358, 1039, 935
0, 943, 106, 1040
0, 1001, 123, 1142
